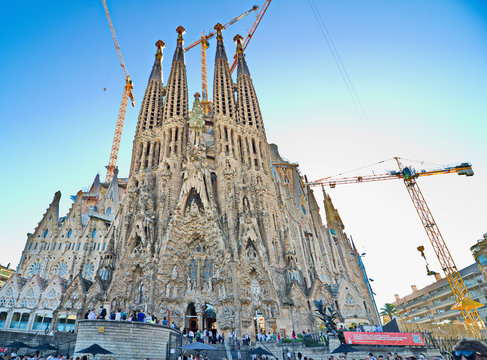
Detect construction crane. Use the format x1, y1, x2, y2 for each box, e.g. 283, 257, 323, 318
417, 245, 439, 277
229, 0, 272, 74
303, 157, 485, 334
184, 5, 258, 115
101, 0, 135, 183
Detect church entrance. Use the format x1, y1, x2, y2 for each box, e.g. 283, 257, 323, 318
254, 313, 265, 335
186, 303, 198, 332
203, 304, 216, 330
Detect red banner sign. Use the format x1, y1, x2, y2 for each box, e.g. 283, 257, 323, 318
344, 332, 424, 346
0, 347, 7, 353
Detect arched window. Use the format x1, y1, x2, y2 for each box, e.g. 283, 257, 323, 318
106, 207, 112, 215
67, 229, 72, 238
189, 260, 197, 281
92, 229, 97, 238
43, 230, 48, 238
202, 260, 212, 280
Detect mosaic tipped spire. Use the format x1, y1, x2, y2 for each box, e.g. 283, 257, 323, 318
173, 26, 186, 63
149, 40, 165, 82
163, 26, 188, 119
234, 34, 250, 77
214, 23, 228, 61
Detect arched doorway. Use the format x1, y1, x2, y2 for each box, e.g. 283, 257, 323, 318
203, 304, 216, 330
186, 303, 198, 332
254, 312, 265, 336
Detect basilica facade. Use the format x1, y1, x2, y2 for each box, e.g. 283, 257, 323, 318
0, 26, 378, 336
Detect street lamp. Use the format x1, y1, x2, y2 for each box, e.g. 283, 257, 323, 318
351, 251, 382, 328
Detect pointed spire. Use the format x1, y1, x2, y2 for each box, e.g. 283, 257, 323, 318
149, 40, 165, 82
173, 26, 186, 64
134, 41, 166, 135
214, 23, 228, 61
322, 187, 344, 230
163, 26, 189, 119
235, 34, 263, 128
234, 34, 250, 77
213, 23, 236, 119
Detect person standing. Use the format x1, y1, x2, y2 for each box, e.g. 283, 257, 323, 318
137, 310, 146, 322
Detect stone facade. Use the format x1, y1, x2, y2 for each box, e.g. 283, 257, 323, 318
0, 27, 378, 336
74, 320, 178, 360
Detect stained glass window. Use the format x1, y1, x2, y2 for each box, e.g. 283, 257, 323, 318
29, 262, 43, 276
189, 260, 197, 281
82, 263, 95, 280
202, 260, 212, 280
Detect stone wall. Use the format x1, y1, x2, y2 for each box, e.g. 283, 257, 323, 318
74, 320, 180, 360
0, 330, 76, 356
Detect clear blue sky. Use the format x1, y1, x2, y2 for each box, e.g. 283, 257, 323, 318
1, 0, 486, 310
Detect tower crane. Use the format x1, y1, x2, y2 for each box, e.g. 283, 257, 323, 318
184, 5, 258, 115
229, 0, 272, 74
303, 157, 485, 334
101, 0, 135, 183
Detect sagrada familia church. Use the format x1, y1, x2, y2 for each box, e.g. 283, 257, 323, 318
0, 25, 378, 336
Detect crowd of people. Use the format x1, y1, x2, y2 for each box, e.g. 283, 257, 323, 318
83, 307, 180, 329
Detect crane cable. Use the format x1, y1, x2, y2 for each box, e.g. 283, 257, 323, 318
307, 0, 383, 157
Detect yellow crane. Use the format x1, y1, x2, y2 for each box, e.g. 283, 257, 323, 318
302, 157, 485, 334
101, 0, 135, 183
184, 5, 258, 115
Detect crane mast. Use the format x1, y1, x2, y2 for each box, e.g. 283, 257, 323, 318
393, 157, 484, 333
101, 0, 135, 183
303, 157, 484, 334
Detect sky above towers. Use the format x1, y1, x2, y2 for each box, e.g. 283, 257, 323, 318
1, 0, 486, 312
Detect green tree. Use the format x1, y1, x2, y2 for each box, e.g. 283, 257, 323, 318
380, 303, 398, 322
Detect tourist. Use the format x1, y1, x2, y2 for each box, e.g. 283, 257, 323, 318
152, 316, 158, 324
189, 329, 194, 343
137, 310, 146, 322
369, 353, 377, 360
453, 338, 487, 360
115, 309, 122, 321
88, 309, 96, 320
292, 330, 296, 339
146, 312, 152, 323
121, 309, 127, 320
196, 329, 202, 342
163, 317, 168, 326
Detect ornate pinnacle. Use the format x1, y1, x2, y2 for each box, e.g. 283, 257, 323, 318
194, 92, 200, 99
214, 23, 224, 41
233, 34, 244, 55
155, 40, 165, 60
176, 26, 186, 45
155, 40, 166, 49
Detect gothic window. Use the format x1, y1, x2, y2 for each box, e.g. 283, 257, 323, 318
47, 289, 56, 299
29, 262, 43, 276
345, 294, 355, 305
6, 288, 13, 297
43, 229, 48, 238
7, 299, 14, 307
202, 260, 212, 280
20, 299, 27, 307
189, 260, 197, 281
82, 263, 95, 280
0, 298, 6, 306
55, 262, 68, 278
92, 229, 97, 238
26, 289, 34, 298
